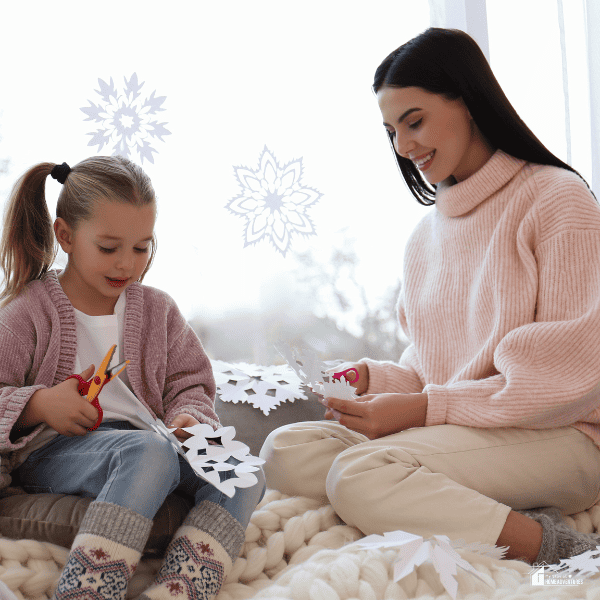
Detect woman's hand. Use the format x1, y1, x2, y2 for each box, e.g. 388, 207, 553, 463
169, 414, 200, 443
321, 392, 428, 440
327, 362, 369, 395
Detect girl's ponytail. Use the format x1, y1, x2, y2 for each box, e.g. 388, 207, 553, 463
0, 163, 57, 307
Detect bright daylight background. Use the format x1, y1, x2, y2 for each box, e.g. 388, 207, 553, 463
0, 0, 594, 365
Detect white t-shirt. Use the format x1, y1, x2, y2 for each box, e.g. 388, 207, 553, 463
12, 294, 157, 468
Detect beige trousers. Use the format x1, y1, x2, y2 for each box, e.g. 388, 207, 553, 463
259, 421, 600, 546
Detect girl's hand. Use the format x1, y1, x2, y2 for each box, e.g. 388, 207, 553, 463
321, 392, 428, 440
169, 414, 200, 443
326, 362, 369, 395
31, 364, 100, 437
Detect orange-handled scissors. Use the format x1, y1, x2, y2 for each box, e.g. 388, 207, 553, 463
66, 344, 129, 431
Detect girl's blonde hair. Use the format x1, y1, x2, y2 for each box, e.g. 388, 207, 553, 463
0, 155, 157, 307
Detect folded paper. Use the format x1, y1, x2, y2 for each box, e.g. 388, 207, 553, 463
130, 401, 264, 498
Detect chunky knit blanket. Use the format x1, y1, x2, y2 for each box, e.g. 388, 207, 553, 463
1, 490, 599, 599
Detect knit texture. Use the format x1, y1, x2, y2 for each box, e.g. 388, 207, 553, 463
519, 507, 600, 566
0, 270, 220, 488
4, 490, 600, 599
52, 501, 153, 600
362, 150, 600, 448
139, 501, 245, 600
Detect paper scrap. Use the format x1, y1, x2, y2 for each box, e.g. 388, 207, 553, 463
353, 530, 505, 600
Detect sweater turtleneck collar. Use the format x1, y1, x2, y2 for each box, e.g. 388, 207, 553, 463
434, 150, 526, 217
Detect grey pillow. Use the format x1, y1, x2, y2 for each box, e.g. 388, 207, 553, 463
215, 385, 327, 456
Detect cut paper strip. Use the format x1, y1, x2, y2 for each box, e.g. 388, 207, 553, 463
353, 530, 505, 600
211, 359, 307, 415
276, 344, 328, 389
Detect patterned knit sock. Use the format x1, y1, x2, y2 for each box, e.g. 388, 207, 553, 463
517, 507, 600, 566
139, 500, 245, 600
52, 501, 153, 600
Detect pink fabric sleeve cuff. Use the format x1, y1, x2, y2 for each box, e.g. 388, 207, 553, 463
422, 384, 448, 426
358, 358, 389, 395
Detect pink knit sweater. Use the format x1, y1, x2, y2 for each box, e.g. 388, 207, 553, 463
0, 271, 219, 485
362, 150, 600, 449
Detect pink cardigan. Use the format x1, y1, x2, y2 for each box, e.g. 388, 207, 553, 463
0, 271, 219, 486
362, 150, 600, 448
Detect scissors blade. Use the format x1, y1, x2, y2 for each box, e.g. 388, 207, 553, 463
107, 360, 130, 381
86, 345, 117, 402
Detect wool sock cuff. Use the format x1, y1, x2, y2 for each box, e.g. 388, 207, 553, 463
532, 514, 558, 565
79, 500, 154, 552
184, 500, 245, 562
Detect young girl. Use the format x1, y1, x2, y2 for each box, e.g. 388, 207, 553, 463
0, 156, 266, 600
260, 27, 600, 567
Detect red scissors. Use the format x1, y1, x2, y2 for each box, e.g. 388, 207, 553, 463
332, 367, 359, 383
66, 344, 129, 431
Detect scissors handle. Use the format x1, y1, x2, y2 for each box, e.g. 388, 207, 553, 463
66, 374, 104, 431
332, 367, 359, 383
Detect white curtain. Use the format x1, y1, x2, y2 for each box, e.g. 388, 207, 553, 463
429, 0, 598, 195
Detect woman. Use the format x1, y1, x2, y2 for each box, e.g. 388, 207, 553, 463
260, 28, 600, 566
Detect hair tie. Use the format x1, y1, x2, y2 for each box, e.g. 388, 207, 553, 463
51, 162, 71, 185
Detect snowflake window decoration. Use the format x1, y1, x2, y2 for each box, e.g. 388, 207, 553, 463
226, 146, 322, 257
211, 359, 307, 416
80, 73, 171, 164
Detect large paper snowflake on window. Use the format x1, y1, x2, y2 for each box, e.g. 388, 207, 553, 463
80, 73, 171, 164
226, 146, 322, 257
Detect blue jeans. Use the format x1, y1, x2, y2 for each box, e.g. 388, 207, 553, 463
14, 421, 266, 528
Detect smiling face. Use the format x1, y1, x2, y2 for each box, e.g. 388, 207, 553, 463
377, 86, 494, 185
55, 199, 156, 315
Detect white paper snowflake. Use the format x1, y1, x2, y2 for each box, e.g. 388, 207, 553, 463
128, 400, 263, 497
546, 545, 600, 577
226, 146, 322, 257
80, 73, 171, 164
211, 359, 307, 416
177, 423, 265, 498
276, 344, 357, 400
353, 530, 505, 600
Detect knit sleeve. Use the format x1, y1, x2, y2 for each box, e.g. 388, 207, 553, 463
361, 345, 424, 395
0, 327, 47, 451
425, 174, 600, 428
162, 304, 220, 431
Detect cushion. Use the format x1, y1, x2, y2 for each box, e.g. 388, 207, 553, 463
214, 385, 327, 456
0, 487, 194, 558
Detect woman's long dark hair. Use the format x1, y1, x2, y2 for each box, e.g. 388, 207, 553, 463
374, 27, 593, 205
